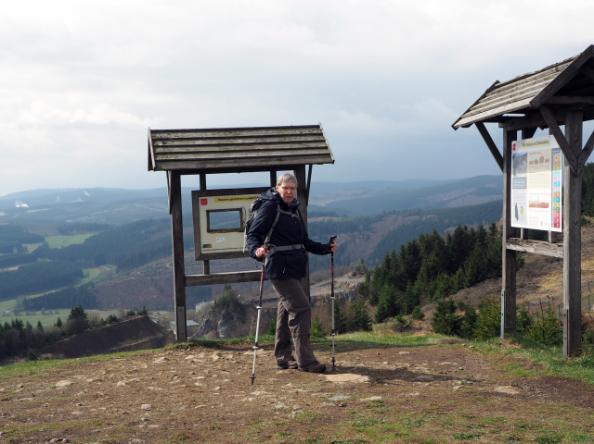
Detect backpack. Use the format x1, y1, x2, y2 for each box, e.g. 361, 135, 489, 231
243, 191, 281, 254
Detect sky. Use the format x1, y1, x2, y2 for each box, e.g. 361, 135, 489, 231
1, 0, 593, 195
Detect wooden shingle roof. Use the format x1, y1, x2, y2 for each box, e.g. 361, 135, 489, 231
148, 124, 334, 172
453, 45, 594, 129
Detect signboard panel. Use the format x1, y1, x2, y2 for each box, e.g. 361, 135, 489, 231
191, 187, 269, 260
511, 135, 563, 232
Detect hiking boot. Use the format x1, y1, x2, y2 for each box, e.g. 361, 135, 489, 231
277, 358, 298, 369
299, 362, 326, 373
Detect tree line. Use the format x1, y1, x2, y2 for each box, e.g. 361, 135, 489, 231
358, 224, 501, 323
0, 306, 147, 361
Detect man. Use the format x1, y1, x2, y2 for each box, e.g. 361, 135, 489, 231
246, 173, 336, 373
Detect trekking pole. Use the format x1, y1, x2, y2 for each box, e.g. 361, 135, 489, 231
250, 263, 266, 385
329, 235, 337, 370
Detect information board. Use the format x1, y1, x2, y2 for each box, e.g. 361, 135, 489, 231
191, 187, 268, 260
510, 135, 563, 232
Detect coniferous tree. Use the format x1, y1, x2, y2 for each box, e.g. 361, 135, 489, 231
375, 284, 401, 322
346, 297, 372, 332
431, 299, 459, 335
66, 305, 90, 335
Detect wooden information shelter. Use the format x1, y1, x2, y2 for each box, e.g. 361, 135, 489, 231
453, 45, 594, 357
148, 125, 334, 341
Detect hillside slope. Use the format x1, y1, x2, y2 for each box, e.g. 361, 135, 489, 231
439, 221, 594, 317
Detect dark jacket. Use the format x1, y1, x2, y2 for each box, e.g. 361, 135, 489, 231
246, 189, 330, 279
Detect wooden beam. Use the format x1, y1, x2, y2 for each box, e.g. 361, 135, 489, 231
186, 271, 262, 286
563, 110, 583, 357
154, 156, 334, 171
581, 65, 594, 83
578, 129, 594, 166
540, 106, 579, 173
505, 238, 563, 258
475, 122, 503, 171
501, 128, 518, 338
500, 112, 549, 131
521, 128, 537, 139
166, 171, 172, 214
170, 171, 187, 342
547, 96, 594, 106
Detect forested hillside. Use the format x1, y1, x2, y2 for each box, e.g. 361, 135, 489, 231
2, 165, 594, 313
359, 225, 501, 322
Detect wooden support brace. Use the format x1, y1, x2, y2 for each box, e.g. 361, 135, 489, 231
186, 271, 262, 286
167, 171, 172, 214
578, 129, 594, 167
475, 122, 503, 171
506, 238, 563, 258
540, 106, 579, 174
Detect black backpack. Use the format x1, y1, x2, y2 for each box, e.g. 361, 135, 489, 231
243, 191, 281, 254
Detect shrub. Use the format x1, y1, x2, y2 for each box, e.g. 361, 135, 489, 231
525, 303, 562, 346
431, 299, 458, 335
457, 303, 477, 339
311, 318, 325, 338
411, 305, 424, 320
474, 299, 500, 340
346, 297, 372, 332
516, 306, 532, 335
212, 285, 246, 321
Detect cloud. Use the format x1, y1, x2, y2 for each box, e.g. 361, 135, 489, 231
1, 1, 593, 194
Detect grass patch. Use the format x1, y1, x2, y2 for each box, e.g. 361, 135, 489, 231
472, 338, 594, 385
453, 431, 483, 440
45, 233, 95, 249
0, 348, 154, 378
0, 297, 16, 312
80, 266, 110, 284
333, 331, 449, 348
184, 330, 448, 354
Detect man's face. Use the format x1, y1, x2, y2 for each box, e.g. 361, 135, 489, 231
276, 180, 297, 204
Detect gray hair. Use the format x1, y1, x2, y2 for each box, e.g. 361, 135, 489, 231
276, 172, 298, 187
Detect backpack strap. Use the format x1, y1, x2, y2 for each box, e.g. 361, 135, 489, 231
263, 203, 281, 246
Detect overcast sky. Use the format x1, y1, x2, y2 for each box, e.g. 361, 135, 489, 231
1, 0, 593, 195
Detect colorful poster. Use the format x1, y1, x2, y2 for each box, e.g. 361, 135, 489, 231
510, 135, 563, 232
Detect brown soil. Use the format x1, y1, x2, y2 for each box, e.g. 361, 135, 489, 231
1, 342, 593, 443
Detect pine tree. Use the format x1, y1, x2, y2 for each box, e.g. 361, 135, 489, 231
66, 305, 90, 335
431, 299, 459, 335
347, 297, 372, 332
375, 284, 401, 322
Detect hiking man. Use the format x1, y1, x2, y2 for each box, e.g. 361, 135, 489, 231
246, 173, 336, 373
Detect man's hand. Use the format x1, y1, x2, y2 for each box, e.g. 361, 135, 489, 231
255, 245, 269, 259
329, 235, 337, 253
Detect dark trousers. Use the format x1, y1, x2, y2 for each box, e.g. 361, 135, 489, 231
271, 277, 318, 369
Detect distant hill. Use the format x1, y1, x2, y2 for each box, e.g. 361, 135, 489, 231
322, 175, 501, 216
0, 176, 504, 311
0, 176, 500, 226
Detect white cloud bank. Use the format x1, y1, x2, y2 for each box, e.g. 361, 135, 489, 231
1, 0, 593, 194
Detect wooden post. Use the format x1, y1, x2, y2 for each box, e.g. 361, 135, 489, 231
170, 171, 187, 341
501, 128, 518, 338
294, 165, 311, 301
200, 174, 210, 275
563, 110, 583, 357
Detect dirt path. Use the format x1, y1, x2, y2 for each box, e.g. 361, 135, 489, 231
1, 343, 593, 443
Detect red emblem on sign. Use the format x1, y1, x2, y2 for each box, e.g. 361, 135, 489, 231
200, 198, 208, 205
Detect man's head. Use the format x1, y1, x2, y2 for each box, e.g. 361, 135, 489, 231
275, 173, 298, 204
